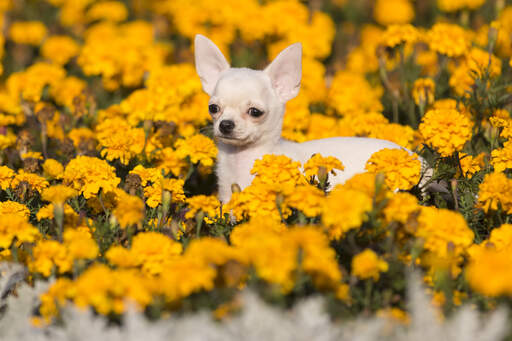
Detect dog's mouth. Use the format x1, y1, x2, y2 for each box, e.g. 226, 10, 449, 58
215, 135, 249, 145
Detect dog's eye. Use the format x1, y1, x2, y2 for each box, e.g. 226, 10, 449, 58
248, 107, 264, 118
209, 104, 220, 114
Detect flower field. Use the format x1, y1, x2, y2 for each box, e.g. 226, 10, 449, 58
1, 0, 512, 337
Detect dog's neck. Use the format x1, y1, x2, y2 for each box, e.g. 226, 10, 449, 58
215, 107, 285, 203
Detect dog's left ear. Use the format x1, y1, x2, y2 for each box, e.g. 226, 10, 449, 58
264, 43, 302, 103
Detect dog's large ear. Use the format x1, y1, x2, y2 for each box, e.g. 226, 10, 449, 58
264, 43, 302, 103
194, 34, 230, 95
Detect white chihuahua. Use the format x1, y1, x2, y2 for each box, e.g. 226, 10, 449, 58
194, 34, 428, 203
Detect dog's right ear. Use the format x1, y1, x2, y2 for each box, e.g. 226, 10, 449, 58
194, 35, 230, 96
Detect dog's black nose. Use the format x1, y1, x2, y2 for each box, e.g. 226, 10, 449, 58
219, 120, 235, 135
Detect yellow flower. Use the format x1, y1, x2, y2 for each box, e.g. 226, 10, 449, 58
0, 200, 30, 218
29, 240, 71, 276
175, 134, 217, 167
365, 148, 421, 191
130, 231, 183, 275
86, 1, 128, 23
41, 35, 80, 65
466, 248, 512, 297
284, 184, 325, 217
459, 152, 485, 178
41, 185, 78, 204
8, 21, 47, 45
42, 159, 64, 179
7, 62, 66, 102
67, 128, 96, 148
185, 195, 220, 222
438, 0, 485, 12
225, 183, 290, 222
251, 154, 304, 193
383, 192, 420, 224
129, 165, 164, 186
77, 21, 168, 90
426, 23, 470, 57
381, 24, 420, 48
352, 249, 389, 281
491, 140, 512, 172
106, 246, 138, 268
50, 76, 87, 108
0, 214, 40, 249
412, 78, 435, 106
155, 148, 188, 177
419, 108, 472, 157
157, 256, 216, 302
96, 118, 145, 165
415, 206, 474, 257
63, 156, 121, 199
328, 72, 383, 116
303, 153, 345, 180
112, 190, 144, 228
63, 229, 99, 260
374, 0, 414, 26
478, 172, 512, 214
144, 178, 185, 208
0, 166, 14, 190
321, 185, 373, 239
11, 170, 49, 193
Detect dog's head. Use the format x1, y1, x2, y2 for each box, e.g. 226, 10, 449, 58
194, 35, 302, 147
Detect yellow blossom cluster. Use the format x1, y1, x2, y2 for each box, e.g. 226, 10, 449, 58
0, 0, 512, 327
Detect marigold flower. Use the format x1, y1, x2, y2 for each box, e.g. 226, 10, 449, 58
328, 72, 383, 116
0, 165, 14, 190
175, 134, 217, 167
8, 21, 47, 45
466, 248, 512, 297
303, 153, 344, 180
129, 165, 163, 187
382, 24, 420, 48
415, 207, 474, 257
11, 170, 49, 193
144, 178, 185, 208
352, 249, 389, 281
478, 172, 512, 214
459, 152, 485, 178
284, 184, 325, 217
365, 148, 421, 191
412, 78, 435, 106
251, 154, 303, 194
383, 192, 420, 224
373, 0, 414, 26
112, 190, 144, 228
63, 229, 99, 260
63, 156, 120, 199
419, 108, 472, 157
0, 214, 40, 249
41, 185, 78, 204
438, 0, 485, 12
50, 76, 87, 108
86, 1, 128, 22
0, 200, 30, 218
491, 140, 512, 172
426, 23, 470, 57
28, 240, 71, 277
321, 185, 373, 239
41, 35, 80, 65
185, 195, 220, 222
130, 232, 183, 275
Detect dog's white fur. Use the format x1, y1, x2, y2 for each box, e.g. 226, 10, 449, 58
195, 34, 426, 203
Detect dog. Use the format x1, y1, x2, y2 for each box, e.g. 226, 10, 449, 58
194, 34, 431, 204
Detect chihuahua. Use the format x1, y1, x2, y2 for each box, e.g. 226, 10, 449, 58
194, 34, 429, 203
